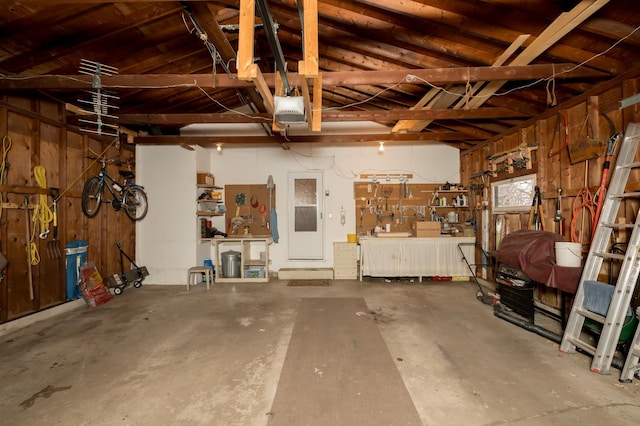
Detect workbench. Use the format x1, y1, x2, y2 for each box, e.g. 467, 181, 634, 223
358, 236, 475, 281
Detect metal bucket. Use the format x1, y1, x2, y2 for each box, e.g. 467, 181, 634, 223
221, 250, 241, 278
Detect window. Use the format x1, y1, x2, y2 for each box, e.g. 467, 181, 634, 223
491, 174, 537, 213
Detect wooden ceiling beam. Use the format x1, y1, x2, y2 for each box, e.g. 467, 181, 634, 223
393, 34, 530, 133
0, 3, 183, 75
134, 132, 479, 145
0, 64, 603, 90
366, 0, 624, 73
318, 0, 504, 66
115, 107, 528, 125
464, 0, 610, 111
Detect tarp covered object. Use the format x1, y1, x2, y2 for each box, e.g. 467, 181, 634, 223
492, 230, 582, 294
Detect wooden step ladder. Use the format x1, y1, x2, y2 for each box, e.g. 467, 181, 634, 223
559, 123, 640, 375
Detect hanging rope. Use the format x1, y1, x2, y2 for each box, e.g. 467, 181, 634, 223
546, 63, 557, 106
462, 67, 472, 108
571, 164, 596, 244
33, 165, 53, 239
570, 187, 595, 244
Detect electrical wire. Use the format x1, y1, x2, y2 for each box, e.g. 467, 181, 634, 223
1, 23, 637, 118
570, 186, 596, 245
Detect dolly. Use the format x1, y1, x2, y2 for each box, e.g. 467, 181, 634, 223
105, 241, 149, 295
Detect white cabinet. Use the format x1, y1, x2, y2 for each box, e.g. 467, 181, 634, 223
359, 236, 475, 281
333, 242, 358, 279
212, 237, 272, 283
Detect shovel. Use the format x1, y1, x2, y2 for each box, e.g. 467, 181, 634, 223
47, 189, 62, 259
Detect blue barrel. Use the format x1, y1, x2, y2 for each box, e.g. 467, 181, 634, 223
65, 240, 88, 300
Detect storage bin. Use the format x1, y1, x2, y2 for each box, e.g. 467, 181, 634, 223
65, 240, 89, 300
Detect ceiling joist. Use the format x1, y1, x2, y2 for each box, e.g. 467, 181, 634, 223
0, 64, 604, 90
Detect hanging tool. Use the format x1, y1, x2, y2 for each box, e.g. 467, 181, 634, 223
592, 132, 622, 232
554, 188, 565, 235
267, 175, 274, 231
528, 186, 545, 231
547, 111, 569, 158
24, 198, 34, 300
47, 188, 62, 259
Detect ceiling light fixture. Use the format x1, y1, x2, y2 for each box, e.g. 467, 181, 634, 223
378, 141, 385, 152
216, 143, 222, 152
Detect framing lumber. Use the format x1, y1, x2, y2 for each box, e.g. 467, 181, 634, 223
464, 0, 610, 110
393, 34, 530, 133
300, 0, 319, 78
115, 107, 528, 125
237, 0, 256, 81
0, 64, 604, 90
134, 132, 478, 145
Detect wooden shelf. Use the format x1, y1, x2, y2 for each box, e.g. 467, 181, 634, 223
197, 211, 223, 217
211, 237, 273, 283
197, 184, 223, 190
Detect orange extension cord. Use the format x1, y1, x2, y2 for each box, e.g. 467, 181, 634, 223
570, 186, 596, 244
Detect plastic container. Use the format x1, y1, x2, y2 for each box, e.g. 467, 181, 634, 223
203, 258, 214, 282
65, 240, 89, 300
555, 242, 582, 267
221, 250, 241, 278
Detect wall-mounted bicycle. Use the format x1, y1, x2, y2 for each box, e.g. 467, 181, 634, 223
81, 155, 148, 221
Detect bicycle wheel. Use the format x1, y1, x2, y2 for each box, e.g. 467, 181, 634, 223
81, 176, 103, 217
123, 186, 148, 221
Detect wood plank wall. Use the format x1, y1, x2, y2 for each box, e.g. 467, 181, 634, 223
0, 94, 136, 323
460, 75, 640, 308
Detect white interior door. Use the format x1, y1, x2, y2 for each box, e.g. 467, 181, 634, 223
288, 171, 324, 259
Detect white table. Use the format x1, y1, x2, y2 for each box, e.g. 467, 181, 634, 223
358, 236, 475, 281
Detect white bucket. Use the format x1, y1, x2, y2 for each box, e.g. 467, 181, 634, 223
555, 242, 582, 267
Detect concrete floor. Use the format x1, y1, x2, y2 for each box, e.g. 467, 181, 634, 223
1, 278, 639, 425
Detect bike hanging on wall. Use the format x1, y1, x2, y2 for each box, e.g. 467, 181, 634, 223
81, 155, 148, 221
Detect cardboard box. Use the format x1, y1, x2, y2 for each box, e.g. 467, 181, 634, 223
197, 172, 215, 186
455, 225, 475, 237
414, 221, 441, 237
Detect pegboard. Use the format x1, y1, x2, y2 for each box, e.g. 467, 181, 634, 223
353, 181, 470, 234
224, 184, 276, 236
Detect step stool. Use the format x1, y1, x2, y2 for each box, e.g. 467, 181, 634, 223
187, 266, 213, 290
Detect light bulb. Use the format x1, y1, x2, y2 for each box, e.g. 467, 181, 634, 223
378, 141, 384, 152
216, 143, 222, 152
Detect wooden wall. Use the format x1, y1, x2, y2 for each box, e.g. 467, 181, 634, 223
460, 74, 640, 308
0, 94, 136, 323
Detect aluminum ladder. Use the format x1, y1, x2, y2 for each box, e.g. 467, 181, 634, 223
620, 307, 640, 382
559, 122, 640, 375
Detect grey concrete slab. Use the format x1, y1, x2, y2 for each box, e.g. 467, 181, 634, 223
0, 279, 639, 425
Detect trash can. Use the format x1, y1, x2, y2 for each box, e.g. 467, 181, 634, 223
221, 250, 241, 278
65, 240, 88, 300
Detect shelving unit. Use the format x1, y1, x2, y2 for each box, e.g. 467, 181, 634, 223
196, 184, 224, 217
211, 237, 273, 283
